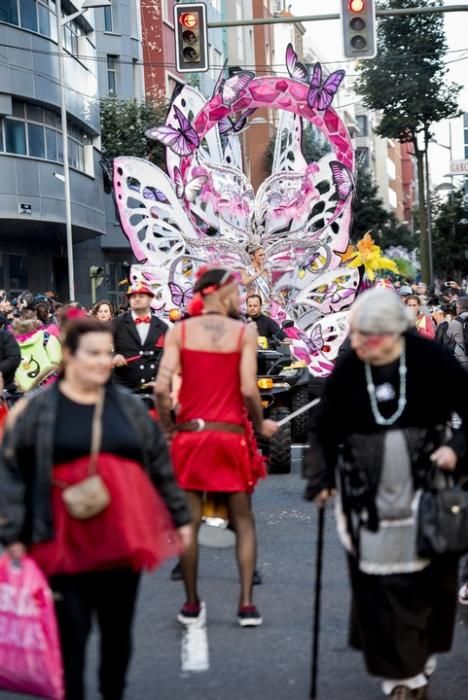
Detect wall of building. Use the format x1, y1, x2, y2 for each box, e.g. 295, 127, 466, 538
0, 1, 106, 303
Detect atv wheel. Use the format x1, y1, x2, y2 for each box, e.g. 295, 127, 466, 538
291, 385, 310, 443
268, 407, 291, 474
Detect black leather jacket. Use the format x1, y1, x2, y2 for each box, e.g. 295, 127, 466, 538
0, 382, 190, 545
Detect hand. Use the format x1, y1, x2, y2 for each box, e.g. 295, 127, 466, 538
430, 446, 458, 471
314, 489, 336, 507
282, 338, 293, 345
113, 354, 127, 368
177, 524, 192, 552
7, 542, 26, 561
260, 419, 279, 438
0, 374, 4, 395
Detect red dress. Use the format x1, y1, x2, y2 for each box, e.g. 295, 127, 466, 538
171, 322, 266, 493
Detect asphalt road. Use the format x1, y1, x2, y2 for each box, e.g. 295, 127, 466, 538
3, 468, 468, 700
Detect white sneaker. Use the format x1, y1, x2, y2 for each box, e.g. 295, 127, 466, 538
458, 583, 468, 605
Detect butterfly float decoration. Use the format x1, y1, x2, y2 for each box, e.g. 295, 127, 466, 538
112, 44, 358, 376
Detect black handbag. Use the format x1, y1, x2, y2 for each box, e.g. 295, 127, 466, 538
417, 468, 468, 558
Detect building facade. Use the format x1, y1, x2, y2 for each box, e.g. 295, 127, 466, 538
0, 0, 106, 303
93, 0, 146, 307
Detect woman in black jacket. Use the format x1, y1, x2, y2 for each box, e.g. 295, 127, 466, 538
304, 288, 468, 700
0, 318, 191, 700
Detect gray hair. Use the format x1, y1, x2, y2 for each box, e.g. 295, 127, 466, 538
456, 296, 468, 312
350, 287, 413, 335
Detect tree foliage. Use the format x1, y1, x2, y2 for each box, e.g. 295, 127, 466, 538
351, 165, 415, 249
100, 97, 169, 167
432, 188, 468, 279
355, 0, 460, 146
354, 0, 461, 282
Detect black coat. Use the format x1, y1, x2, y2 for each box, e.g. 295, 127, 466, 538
0, 382, 190, 546
113, 312, 168, 390
304, 333, 468, 501
0, 329, 21, 391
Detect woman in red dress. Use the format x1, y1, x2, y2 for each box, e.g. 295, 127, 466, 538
155, 268, 278, 628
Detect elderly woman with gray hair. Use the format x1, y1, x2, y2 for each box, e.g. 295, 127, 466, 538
304, 287, 468, 700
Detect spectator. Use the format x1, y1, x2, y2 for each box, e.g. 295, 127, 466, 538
445, 296, 468, 370
0, 323, 21, 392
404, 295, 435, 340
0, 318, 191, 700
91, 300, 114, 324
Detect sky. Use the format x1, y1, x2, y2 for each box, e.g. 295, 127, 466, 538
290, 0, 468, 186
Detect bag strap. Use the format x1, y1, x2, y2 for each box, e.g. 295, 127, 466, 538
89, 389, 105, 475
53, 390, 105, 489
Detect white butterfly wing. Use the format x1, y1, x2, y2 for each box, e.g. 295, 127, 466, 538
272, 111, 307, 174
113, 157, 200, 270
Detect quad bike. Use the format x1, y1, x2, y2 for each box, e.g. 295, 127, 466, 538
256, 328, 311, 474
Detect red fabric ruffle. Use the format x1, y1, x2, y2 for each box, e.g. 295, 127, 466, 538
29, 453, 181, 576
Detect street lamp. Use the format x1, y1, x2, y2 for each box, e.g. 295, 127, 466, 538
56, 0, 111, 301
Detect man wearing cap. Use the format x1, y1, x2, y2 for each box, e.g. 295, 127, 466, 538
113, 283, 168, 391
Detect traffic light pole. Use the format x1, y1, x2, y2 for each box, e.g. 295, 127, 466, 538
207, 4, 468, 28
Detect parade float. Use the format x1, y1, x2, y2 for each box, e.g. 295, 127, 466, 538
111, 44, 394, 378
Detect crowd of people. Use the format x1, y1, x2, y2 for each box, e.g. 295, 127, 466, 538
0, 271, 467, 700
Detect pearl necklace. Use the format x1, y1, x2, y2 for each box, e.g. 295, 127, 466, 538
365, 345, 407, 427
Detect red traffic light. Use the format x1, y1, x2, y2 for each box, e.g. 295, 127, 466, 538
180, 12, 199, 29
349, 0, 364, 11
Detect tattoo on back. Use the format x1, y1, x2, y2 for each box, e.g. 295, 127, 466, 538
200, 318, 227, 347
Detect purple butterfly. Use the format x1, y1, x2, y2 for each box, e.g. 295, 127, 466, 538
285, 43, 308, 82
142, 186, 169, 203
305, 325, 324, 355
221, 71, 255, 106
307, 63, 345, 111
168, 282, 194, 308
148, 106, 200, 156
330, 161, 354, 201
218, 108, 257, 136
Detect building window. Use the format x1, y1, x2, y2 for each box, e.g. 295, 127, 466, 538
0, 1, 86, 49
356, 147, 369, 169
356, 114, 368, 137
0, 0, 19, 24
104, 3, 113, 32
107, 55, 118, 96
9, 255, 29, 292
19, 0, 37, 32
5, 120, 27, 155
0, 99, 88, 171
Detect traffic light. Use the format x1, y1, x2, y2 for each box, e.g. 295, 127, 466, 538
340, 0, 377, 59
174, 2, 209, 73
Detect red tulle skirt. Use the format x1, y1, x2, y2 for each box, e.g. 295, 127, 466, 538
29, 453, 180, 577
171, 418, 266, 493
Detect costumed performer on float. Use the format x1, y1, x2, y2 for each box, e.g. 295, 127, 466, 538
155, 267, 278, 628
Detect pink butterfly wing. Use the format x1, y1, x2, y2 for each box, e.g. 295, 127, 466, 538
330, 162, 353, 201
321, 70, 345, 109
150, 125, 180, 148
286, 43, 308, 82
222, 71, 255, 106
173, 167, 184, 199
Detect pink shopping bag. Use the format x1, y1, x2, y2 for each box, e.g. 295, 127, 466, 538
0, 554, 64, 699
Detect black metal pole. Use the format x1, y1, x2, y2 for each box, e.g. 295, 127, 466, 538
310, 504, 326, 700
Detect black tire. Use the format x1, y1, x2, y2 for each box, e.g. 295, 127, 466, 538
268, 407, 291, 474
291, 385, 310, 443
